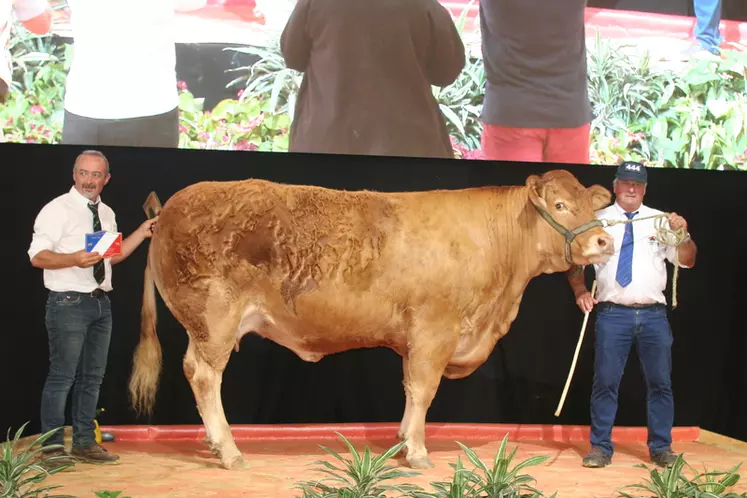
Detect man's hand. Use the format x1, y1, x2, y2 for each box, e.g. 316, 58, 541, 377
72, 250, 103, 268
111, 216, 160, 265
668, 212, 688, 232
137, 216, 159, 239
575, 291, 597, 314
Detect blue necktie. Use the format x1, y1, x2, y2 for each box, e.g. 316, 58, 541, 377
615, 211, 637, 287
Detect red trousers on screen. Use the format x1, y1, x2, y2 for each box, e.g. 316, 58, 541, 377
480, 122, 591, 164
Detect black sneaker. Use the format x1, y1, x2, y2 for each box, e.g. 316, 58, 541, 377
582, 447, 611, 468
651, 450, 678, 468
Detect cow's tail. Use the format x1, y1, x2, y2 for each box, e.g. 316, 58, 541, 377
128, 259, 162, 418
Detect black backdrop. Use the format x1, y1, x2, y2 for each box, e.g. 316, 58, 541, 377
3, 142, 746, 445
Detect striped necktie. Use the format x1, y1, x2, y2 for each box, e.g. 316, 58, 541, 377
88, 202, 106, 285
615, 211, 637, 287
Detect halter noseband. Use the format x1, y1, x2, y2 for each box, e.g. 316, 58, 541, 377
531, 201, 608, 265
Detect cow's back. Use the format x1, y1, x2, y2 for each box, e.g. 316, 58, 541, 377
153, 179, 401, 283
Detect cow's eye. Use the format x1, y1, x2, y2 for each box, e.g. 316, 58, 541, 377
555, 202, 566, 211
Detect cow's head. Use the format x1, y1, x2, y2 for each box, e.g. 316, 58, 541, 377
526, 170, 614, 267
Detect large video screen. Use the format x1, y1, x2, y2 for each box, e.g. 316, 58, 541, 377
2, 0, 746, 170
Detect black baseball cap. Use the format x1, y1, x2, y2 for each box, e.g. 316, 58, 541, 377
615, 161, 648, 183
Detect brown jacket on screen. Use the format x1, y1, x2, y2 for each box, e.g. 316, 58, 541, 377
280, 0, 466, 159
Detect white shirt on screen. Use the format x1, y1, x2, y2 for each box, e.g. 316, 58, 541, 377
592, 202, 690, 306
1, 0, 49, 90
28, 186, 117, 293
62, 0, 182, 120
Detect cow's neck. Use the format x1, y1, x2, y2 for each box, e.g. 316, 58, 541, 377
482, 187, 570, 335
485, 186, 569, 279
444, 187, 568, 374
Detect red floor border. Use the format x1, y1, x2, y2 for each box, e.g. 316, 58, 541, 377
100, 423, 701, 443
439, 4, 747, 45
168, 4, 747, 46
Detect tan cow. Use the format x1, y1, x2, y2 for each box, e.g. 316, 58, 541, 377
128, 169, 614, 470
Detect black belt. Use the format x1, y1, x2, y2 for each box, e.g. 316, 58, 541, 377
599, 301, 664, 310
60, 289, 107, 298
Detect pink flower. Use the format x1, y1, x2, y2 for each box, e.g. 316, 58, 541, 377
234, 140, 260, 151
179, 125, 189, 134
177, 81, 188, 91
30, 105, 45, 115
247, 115, 264, 128
626, 131, 645, 143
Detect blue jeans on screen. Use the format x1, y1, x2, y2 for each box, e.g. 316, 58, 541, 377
589, 302, 674, 458
40, 291, 112, 449
694, 0, 722, 54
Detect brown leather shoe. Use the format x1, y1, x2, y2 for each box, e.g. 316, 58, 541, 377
71, 443, 120, 463
39, 447, 75, 469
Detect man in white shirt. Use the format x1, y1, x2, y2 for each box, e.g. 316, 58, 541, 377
567, 161, 697, 469
59, 0, 206, 148
0, 0, 52, 103
28, 150, 158, 463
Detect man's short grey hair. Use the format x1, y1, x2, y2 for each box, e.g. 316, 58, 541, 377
73, 150, 110, 174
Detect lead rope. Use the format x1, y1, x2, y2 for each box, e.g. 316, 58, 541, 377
602, 213, 689, 309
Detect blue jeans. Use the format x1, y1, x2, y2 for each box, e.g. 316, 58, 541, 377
40, 291, 112, 449
590, 303, 674, 458
694, 0, 722, 54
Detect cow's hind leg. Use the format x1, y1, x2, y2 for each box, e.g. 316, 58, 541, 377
183, 335, 243, 470
400, 327, 458, 469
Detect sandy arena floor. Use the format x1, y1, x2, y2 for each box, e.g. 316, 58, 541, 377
16, 425, 747, 498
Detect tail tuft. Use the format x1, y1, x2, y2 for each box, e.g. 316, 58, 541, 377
128, 262, 162, 417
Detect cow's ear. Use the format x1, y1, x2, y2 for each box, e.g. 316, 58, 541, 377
525, 174, 547, 209
588, 184, 612, 211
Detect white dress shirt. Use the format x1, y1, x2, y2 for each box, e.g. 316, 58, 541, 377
592, 202, 690, 306
62, 0, 180, 119
28, 186, 117, 292
1, 0, 49, 90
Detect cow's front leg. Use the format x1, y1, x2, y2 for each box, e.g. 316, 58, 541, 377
397, 357, 413, 442
400, 325, 458, 469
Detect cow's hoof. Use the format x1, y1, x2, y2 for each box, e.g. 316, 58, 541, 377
205, 440, 219, 455
407, 456, 434, 469
222, 455, 245, 470
394, 444, 408, 458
